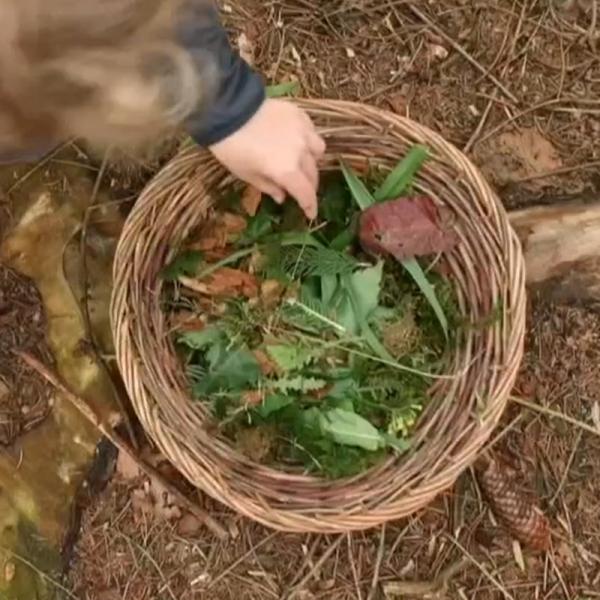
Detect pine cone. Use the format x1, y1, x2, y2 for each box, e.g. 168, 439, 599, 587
476, 456, 551, 552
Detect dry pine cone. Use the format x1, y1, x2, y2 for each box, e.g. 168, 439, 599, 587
476, 456, 550, 552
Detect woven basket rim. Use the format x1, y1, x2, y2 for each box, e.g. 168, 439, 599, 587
110, 98, 526, 533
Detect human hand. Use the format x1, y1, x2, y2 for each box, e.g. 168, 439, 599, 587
209, 99, 326, 220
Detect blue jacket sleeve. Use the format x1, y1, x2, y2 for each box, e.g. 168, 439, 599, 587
179, 3, 265, 147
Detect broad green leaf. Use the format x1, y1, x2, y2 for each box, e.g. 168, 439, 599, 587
179, 327, 225, 350
334, 264, 383, 335
194, 349, 261, 395
374, 146, 429, 202
340, 161, 376, 210
266, 344, 314, 372
161, 250, 203, 281
321, 274, 339, 308
402, 258, 448, 338
266, 81, 301, 98
319, 409, 383, 451
347, 262, 383, 321
258, 394, 294, 418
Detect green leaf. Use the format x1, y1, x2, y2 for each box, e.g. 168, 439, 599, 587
329, 215, 359, 251
321, 274, 339, 308
319, 409, 383, 451
334, 264, 383, 335
179, 327, 225, 350
374, 145, 429, 202
319, 176, 352, 225
258, 394, 293, 418
239, 210, 276, 245
340, 161, 376, 210
266, 81, 301, 98
161, 250, 203, 281
195, 349, 261, 395
278, 246, 357, 279
271, 376, 327, 394
382, 433, 411, 453
401, 258, 448, 338
347, 263, 383, 321
266, 344, 314, 372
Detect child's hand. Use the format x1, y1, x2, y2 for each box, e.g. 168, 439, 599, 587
209, 99, 326, 220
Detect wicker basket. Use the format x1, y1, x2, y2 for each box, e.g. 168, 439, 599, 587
111, 99, 526, 533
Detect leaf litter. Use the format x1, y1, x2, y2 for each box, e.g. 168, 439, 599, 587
163, 147, 460, 478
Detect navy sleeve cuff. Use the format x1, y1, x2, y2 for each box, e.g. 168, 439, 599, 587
179, 2, 266, 147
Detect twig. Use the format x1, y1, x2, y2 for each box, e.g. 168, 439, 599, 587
407, 4, 519, 104
367, 524, 386, 600
76, 149, 138, 450
511, 160, 600, 183
511, 396, 600, 438
382, 556, 470, 597
347, 534, 364, 600
589, 0, 598, 50
6, 140, 73, 194
116, 531, 178, 600
207, 533, 278, 590
16, 351, 228, 541
285, 535, 345, 599
550, 429, 583, 506
448, 537, 516, 600
0, 547, 81, 600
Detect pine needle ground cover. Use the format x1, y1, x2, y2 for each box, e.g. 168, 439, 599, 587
162, 148, 461, 478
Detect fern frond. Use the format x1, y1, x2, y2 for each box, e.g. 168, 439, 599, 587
268, 245, 357, 279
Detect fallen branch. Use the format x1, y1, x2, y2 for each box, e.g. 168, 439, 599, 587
16, 351, 228, 541
382, 557, 470, 598
509, 201, 600, 302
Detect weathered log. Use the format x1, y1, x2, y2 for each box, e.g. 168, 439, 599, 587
509, 202, 600, 302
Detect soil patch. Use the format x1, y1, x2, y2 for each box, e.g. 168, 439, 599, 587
0, 264, 54, 445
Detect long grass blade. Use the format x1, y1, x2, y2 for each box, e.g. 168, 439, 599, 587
374, 146, 429, 202
341, 161, 376, 210
401, 258, 448, 339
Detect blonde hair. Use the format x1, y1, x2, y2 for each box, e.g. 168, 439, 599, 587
0, 0, 209, 153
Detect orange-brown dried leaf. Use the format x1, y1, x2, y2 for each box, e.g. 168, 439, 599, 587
476, 456, 551, 552
241, 185, 263, 216
309, 384, 333, 401
190, 212, 247, 251
253, 349, 279, 376
261, 279, 284, 309
186, 268, 259, 299
242, 389, 265, 406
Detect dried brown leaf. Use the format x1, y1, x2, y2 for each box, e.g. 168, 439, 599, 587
177, 513, 203, 537
241, 185, 263, 216
253, 349, 279, 376
182, 268, 259, 299
260, 279, 284, 308
116, 450, 141, 481
359, 196, 458, 260
190, 212, 247, 251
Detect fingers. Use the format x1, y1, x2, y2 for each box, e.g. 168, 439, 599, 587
307, 131, 326, 159
301, 153, 319, 192
280, 169, 318, 220
253, 176, 285, 204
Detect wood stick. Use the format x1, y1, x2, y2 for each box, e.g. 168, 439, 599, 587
509, 201, 600, 302
16, 351, 228, 541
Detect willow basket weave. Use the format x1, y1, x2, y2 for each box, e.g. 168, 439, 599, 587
111, 99, 526, 533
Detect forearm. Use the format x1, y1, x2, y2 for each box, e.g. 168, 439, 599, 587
180, 2, 265, 147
